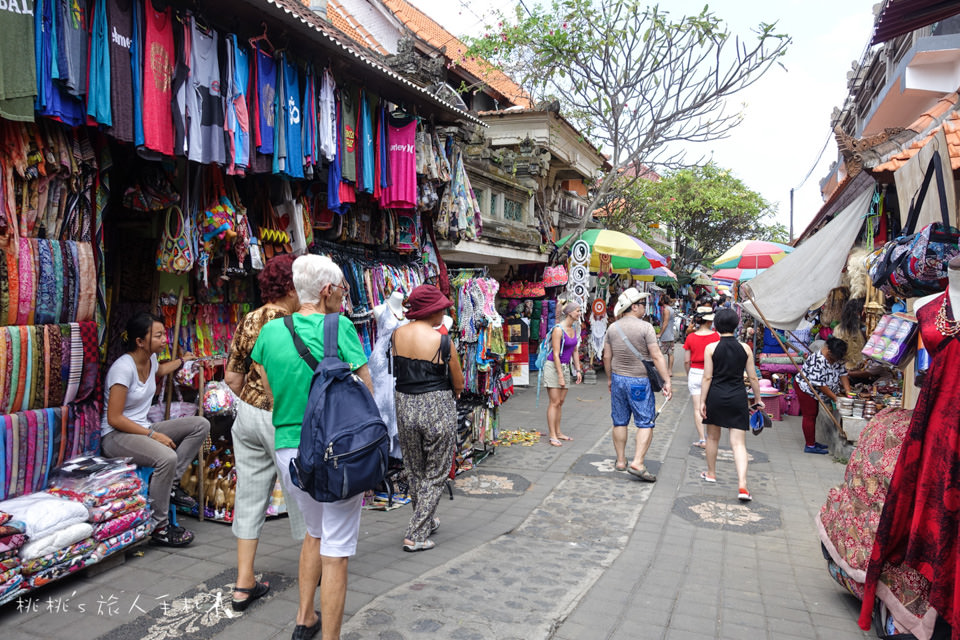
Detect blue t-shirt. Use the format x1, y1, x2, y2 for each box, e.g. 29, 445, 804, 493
282, 55, 303, 179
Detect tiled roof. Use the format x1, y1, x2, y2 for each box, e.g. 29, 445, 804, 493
873, 93, 960, 172
381, 0, 532, 108
327, 0, 389, 55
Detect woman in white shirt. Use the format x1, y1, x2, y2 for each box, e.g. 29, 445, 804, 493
100, 313, 209, 547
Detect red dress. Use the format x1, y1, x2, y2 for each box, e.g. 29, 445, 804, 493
860, 293, 960, 636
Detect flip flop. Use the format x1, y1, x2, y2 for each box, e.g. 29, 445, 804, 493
693, 439, 706, 449
614, 462, 627, 472
549, 438, 563, 447
700, 472, 717, 483
557, 435, 573, 441
627, 466, 657, 482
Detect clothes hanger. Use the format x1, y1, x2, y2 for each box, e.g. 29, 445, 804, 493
248, 22, 274, 54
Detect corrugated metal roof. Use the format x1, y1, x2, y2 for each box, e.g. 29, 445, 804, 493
871, 0, 960, 45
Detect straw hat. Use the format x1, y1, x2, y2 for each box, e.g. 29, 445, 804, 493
695, 305, 715, 322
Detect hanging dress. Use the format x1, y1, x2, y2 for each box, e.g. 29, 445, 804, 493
368, 304, 407, 458
859, 293, 960, 636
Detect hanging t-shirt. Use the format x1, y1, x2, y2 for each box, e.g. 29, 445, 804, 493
301, 66, 316, 171
130, 0, 144, 147
340, 84, 357, 183
381, 115, 417, 209
255, 46, 276, 156
271, 58, 285, 174
318, 68, 336, 162
106, 0, 135, 142
37, 0, 85, 126
358, 90, 375, 194
0, 0, 37, 121
170, 10, 190, 156
187, 18, 225, 165
142, 3, 175, 156
228, 34, 250, 171
56, 0, 88, 98
86, 0, 111, 126
281, 55, 303, 179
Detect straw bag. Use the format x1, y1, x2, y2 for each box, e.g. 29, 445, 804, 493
156, 205, 194, 274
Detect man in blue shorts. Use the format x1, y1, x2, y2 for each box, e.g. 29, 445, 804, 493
603, 289, 672, 481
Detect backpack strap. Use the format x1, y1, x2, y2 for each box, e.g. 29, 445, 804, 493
322, 312, 340, 360
284, 315, 320, 370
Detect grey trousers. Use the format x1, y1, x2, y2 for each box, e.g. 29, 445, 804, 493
101, 417, 210, 528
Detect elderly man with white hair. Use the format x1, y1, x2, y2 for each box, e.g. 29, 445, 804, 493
251, 254, 373, 640
603, 288, 672, 481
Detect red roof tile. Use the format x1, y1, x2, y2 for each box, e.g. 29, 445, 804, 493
381, 0, 532, 108
874, 110, 960, 172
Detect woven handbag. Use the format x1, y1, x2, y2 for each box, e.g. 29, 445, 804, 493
156, 206, 194, 274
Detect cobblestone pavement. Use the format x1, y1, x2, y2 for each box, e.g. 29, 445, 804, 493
0, 354, 873, 639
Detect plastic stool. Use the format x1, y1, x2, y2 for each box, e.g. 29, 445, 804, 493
135, 466, 179, 527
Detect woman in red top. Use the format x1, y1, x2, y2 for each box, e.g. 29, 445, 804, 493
683, 306, 719, 448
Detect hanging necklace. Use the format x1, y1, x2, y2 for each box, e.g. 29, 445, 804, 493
935, 296, 960, 337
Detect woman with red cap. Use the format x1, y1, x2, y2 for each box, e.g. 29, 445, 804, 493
391, 284, 465, 551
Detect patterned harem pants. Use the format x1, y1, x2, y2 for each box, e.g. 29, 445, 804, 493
395, 389, 456, 542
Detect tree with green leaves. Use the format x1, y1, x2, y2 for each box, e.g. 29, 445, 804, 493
604, 164, 785, 275
461, 0, 790, 233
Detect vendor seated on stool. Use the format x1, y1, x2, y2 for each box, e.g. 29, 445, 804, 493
100, 313, 210, 547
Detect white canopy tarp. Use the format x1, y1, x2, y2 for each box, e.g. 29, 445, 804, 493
740, 188, 873, 330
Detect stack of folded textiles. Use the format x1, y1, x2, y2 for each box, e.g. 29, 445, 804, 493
0, 510, 26, 604
46, 456, 153, 564
0, 492, 91, 590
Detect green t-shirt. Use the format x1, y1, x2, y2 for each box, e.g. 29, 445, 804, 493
251, 313, 368, 450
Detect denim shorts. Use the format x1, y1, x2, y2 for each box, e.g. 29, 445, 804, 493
610, 373, 656, 428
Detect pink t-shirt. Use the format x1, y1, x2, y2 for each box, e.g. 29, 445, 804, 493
380, 116, 416, 208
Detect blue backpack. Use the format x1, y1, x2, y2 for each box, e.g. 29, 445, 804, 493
284, 314, 389, 502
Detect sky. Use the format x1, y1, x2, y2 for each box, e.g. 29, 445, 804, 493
409, 0, 879, 238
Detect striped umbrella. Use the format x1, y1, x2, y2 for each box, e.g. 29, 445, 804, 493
557, 229, 666, 272
713, 240, 793, 270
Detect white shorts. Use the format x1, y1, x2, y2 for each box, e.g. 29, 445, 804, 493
688, 368, 704, 395
275, 448, 363, 557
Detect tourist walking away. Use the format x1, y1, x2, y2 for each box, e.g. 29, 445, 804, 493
224, 254, 306, 611
699, 308, 764, 501
251, 254, 372, 640
100, 313, 209, 547
683, 306, 719, 448
796, 337, 852, 454
391, 284, 465, 552
603, 288, 672, 480
658, 295, 676, 374
542, 300, 583, 446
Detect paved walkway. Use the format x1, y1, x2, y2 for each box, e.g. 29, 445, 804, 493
0, 358, 873, 639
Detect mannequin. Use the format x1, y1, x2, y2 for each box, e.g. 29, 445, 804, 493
370, 290, 408, 457
914, 255, 960, 315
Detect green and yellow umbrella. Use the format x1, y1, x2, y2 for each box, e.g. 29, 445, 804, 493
556, 229, 666, 273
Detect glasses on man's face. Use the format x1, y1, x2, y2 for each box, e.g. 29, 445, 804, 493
331, 281, 350, 295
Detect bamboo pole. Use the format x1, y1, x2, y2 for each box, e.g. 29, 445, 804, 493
741, 286, 844, 432
163, 286, 185, 420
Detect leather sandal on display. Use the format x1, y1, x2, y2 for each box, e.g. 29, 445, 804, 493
231, 581, 270, 612
150, 523, 194, 547
291, 611, 321, 640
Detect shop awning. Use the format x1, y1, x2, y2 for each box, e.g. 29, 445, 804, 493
871, 0, 960, 46
740, 189, 873, 330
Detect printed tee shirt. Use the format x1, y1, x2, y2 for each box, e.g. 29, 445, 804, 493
281, 56, 303, 179
318, 68, 336, 162
106, 0, 135, 142
255, 46, 276, 155
142, 3, 175, 156
187, 19, 225, 164
0, 0, 37, 122
380, 115, 417, 208
100, 353, 158, 436
358, 90, 375, 193
251, 313, 367, 450
797, 350, 848, 399
339, 84, 357, 183
57, 0, 88, 98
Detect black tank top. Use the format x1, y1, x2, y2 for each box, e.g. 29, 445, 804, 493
393, 334, 451, 394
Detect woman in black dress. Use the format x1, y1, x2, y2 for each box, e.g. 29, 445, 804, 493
698, 309, 764, 501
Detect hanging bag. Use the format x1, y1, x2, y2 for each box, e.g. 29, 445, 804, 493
543, 264, 568, 287
156, 205, 195, 274
869, 153, 960, 298
612, 322, 664, 392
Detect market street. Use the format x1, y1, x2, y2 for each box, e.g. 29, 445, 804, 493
0, 358, 872, 640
